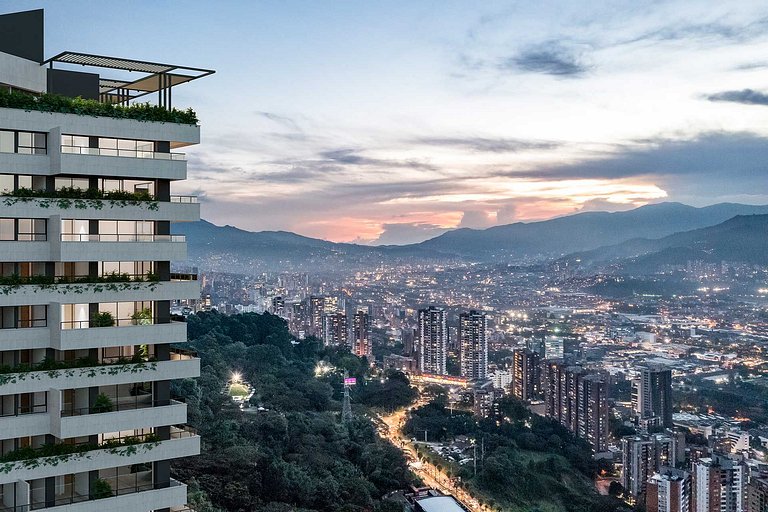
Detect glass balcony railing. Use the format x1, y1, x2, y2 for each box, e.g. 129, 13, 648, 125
61, 146, 185, 160
60, 234, 186, 242
169, 195, 198, 204
61, 398, 183, 417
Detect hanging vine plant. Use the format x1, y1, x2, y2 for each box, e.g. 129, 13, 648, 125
0, 271, 161, 295
1, 188, 160, 211
0, 434, 162, 474
0, 360, 158, 387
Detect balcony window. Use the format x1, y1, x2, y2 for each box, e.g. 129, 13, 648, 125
0, 392, 47, 417
0, 218, 47, 241
0, 130, 46, 155
0, 305, 47, 329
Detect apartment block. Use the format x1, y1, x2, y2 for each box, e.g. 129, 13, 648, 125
0, 9, 210, 511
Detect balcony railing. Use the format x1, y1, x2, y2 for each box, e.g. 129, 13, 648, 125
61, 146, 186, 160
61, 234, 185, 243
170, 273, 198, 281
170, 348, 197, 361
61, 398, 182, 417
169, 195, 198, 204
0, 478, 186, 512
0, 404, 47, 418
61, 318, 172, 329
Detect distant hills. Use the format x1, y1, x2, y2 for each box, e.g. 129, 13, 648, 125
173, 202, 768, 272
412, 202, 768, 261
565, 214, 768, 271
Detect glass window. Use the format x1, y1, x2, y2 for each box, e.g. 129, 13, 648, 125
0, 175, 12, 193
17, 132, 46, 155
0, 219, 13, 241
0, 131, 13, 153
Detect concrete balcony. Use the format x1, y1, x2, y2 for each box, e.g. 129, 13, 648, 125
53, 400, 188, 439
55, 321, 188, 351
0, 280, 199, 307
0, 357, 200, 395
0, 197, 199, 222
0, 326, 50, 351
58, 153, 188, 181
0, 152, 50, 175
0, 433, 200, 485
0, 107, 200, 147
0, 241, 52, 262
58, 237, 187, 262
0, 411, 50, 440
39, 479, 188, 512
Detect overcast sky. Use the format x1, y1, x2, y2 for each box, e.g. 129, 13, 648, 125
12, 1, 768, 244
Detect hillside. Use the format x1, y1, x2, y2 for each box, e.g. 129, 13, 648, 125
566, 214, 768, 271
415, 202, 768, 261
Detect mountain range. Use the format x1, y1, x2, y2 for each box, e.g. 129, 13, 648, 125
173, 202, 768, 272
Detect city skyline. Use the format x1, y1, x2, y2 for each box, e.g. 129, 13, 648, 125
6, 1, 768, 244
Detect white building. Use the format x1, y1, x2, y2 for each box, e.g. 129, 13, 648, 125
0, 9, 210, 511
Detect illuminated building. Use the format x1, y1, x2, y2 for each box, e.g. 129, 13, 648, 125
418, 306, 446, 375
459, 310, 487, 380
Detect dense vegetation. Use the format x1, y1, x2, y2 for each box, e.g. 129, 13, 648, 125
171, 311, 415, 512
404, 395, 624, 512
0, 89, 198, 124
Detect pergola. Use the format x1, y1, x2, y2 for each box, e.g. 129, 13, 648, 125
44, 51, 215, 109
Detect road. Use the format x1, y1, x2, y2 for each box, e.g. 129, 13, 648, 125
377, 400, 490, 512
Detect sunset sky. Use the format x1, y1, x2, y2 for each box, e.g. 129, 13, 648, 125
13, 1, 768, 244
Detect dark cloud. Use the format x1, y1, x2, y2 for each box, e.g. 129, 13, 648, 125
320, 148, 437, 171
494, 132, 768, 190
734, 62, 768, 71
504, 41, 589, 77
706, 89, 768, 106
370, 222, 450, 246
255, 111, 302, 132
414, 137, 561, 153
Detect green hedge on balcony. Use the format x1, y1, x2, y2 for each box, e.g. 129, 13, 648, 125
0, 89, 198, 125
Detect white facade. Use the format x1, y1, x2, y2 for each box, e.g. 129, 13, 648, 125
0, 16, 204, 510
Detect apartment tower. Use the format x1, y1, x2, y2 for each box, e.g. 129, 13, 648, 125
633, 364, 673, 429
459, 310, 487, 380
0, 9, 209, 511
352, 310, 372, 358
417, 306, 446, 375
511, 348, 539, 400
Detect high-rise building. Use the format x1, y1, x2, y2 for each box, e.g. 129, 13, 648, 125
646, 467, 692, 512
459, 310, 487, 380
526, 336, 545, 357
308, 295, 325, 336
0, 9, 209, 511
322, 312, 348, 346
543, 359, 564, 419
633, 364, 673, 428
511, 348, 539, 400
542, 361, 608, 452
417, 306, 446, 375
692, 455, 746, 512
578, 374, 608, 453
747, 477, 768, 512
544, 336, 564, 359
352, 310, 372, 358
621, 434, 678, 501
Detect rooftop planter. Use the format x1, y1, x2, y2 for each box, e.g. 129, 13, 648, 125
1, 187, 159, 211
0, 89, 197, 125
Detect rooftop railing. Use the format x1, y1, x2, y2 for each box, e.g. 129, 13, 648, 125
169, 195, 198, 203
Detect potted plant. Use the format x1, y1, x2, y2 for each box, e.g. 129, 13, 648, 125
90, 311, 115, 328
90, 478, 113, 500
92, 393, 114, 413
131, 308, 152, 325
